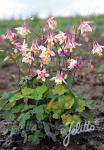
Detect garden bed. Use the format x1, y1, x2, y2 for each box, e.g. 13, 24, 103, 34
0, 57, 104, 150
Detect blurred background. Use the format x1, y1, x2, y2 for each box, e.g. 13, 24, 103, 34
0, 0, 104, 19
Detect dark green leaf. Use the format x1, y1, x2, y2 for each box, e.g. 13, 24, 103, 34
3, 111, 15, 121
32, 85, 47, 100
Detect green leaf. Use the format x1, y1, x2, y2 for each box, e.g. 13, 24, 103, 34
11, 53, 19, 61
43, 122, 57, 142
21, 131, 28, 143
10, 125, 19, 134
28, 134, 40, 145
28, 131, 43, 145
29, 122, 37, 131
58, 95, 74, 109
3, 111, 15, 121
81, 109, 93, 121
61, 114, 73, 126
60, 126, 70, 137
21, 105, 34, 112
9, 92, 24, 107
17, 112, 31, 129
33, 105, 45, 121
85, 99, 97, 110
66, 73, 75, 87
52, 84, 67, 96
32, 85, 47, 100
0, 93, 10, 110
53, 109, 62, 119
21, 87, 33, 96
48, 61, 55, 67
76, 99, 86, 113
11, 104, 24, 113
96, 64, 104, 73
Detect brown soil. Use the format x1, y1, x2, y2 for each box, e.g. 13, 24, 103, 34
0, 55, 104, 150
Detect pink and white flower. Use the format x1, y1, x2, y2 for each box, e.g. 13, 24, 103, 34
15, 22, 30, 38
54, 32, 66, 44
39, 46, 55, 58
65, 33, 81, 52
31, 39, 39, 54
39, 56, 51, 66
5, 29, 15, 41
51, 71, 66, 84
47, 17, 57, 30
36, 69, 49, 81
47, 32, 54, 47
58, 48, 68, 56
68, 59, 79, 70
22, 52, 34, 64
92, 41, 104, 56
12, 40, 22, 53
78, 21, 93, 34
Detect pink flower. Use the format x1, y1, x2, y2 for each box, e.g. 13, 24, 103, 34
47, 17, 57, 30
12, 40, 22, 53
78, 21, 93, 34
5, 29, 15, 41
36, 69, 49, 81
39, 46, 55, 66
58, 48, 68, 56
39, 46, 55, 58
39, 56, 51, 66
12, 40, 28, 54
22, 52, 34, 64
47, 32, 54, 47
18, 40, 29, 54
65, 33, 81, 52
31, 39, 39, 54
68, 59, 79, 70
54, 32, 66, 44
15, 22, 30, 38
51, 71, 66, 84
92, 41, 104, 56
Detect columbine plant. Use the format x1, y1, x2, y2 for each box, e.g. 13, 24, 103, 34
0, 17, 99, 145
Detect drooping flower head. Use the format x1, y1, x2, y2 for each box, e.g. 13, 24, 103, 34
22, 52, 34, 64
39, 45, 55, 58
47, 31, 54, 47
31, 39, 39, 54
51, 71, 66, 84
78, 21, 93, 34
58, 48, 68, 56
68, 59, 79, 70
12, 40, 22, 54
65, 32, 81, 52
5, 29, 15, 41
20, 40, 29, 54
47, 17, 57, 30
92, 41, 104, 56
36, 69, 49, 81
39, 56, 51, 66
39, 46, 55, 66
15, 22, 30, 38
54, 32, 66, 44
